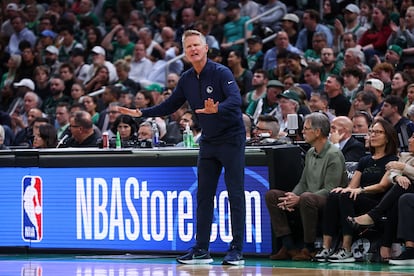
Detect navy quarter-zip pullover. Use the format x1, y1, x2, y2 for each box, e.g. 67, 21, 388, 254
141, 59, 246, 142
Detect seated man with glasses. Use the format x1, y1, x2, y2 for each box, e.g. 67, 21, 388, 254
63, 111, 100, 148
265, 112, 347, 261
246, 115, 288, 146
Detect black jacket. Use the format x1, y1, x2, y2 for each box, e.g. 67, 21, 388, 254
342, 136, 367, 162
63, 130, 100, 148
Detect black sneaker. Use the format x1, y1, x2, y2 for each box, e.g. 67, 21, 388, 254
222, 246, 245, 265
176, 247, 214, 264
389, 248, 414, 266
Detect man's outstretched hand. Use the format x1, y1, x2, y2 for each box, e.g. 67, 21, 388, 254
117, 106, 142, 117
195, 98, 219, 114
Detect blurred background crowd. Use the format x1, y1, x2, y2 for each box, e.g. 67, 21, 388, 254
0, 0, 413, 150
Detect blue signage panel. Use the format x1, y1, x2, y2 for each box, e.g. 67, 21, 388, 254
0, 166, 271, 254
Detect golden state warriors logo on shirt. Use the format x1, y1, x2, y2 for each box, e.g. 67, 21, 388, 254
206, 86, 213, 94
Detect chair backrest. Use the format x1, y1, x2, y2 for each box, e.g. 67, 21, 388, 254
345, 161, 359, 184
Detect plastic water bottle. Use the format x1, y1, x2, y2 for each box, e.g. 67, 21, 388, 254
183, 123, 194, 148
115, 131, 121, 149
152, 119, 160, 147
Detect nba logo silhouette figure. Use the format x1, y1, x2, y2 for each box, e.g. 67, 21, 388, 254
22, 176, 43, 242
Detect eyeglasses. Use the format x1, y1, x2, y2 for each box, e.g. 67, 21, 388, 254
254, 126, 269, 131
303, 126, 314, 131
368, 129, 385, 135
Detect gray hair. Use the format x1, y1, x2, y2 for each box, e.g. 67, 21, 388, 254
305, 112, 330, 137
313, 32, 327, 41
24, 91, 42, 107
346, 47, 365, 63
182, 30, 207, 48
139, 121, 152, 128
138, 27, 153, 38
288, 99, 299, 112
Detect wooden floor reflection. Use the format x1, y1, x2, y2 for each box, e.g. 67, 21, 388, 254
1, 255, 413, 276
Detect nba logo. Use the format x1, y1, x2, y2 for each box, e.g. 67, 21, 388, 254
22, 176, 43, 242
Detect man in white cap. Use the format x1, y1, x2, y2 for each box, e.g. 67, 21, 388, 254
281, 13, 300, 45
14, 78, 35, 92
83, 46, 118, 85
14, 79, 36, 102
9, 79, 37, 133
44, 45, 61, 76
282, 13, 299, 24
333, 4, 367, 52
364, 78, 385, 116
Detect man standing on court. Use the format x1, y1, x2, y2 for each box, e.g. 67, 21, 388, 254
118, 30, 246, 265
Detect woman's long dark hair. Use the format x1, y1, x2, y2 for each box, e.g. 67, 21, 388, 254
369, 5, 390, 32
38, 124, 58, 148
391, 71, 413, 99
368, 118, 398, 156
111, 114, 138, 139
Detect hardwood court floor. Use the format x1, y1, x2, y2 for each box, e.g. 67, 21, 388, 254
0, 254, 414, 275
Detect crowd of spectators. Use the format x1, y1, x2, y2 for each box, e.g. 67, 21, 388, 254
2, 0, 414, 266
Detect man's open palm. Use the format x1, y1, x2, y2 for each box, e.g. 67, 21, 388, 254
195, 98, 218, 114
